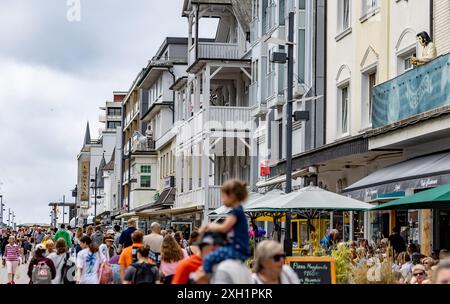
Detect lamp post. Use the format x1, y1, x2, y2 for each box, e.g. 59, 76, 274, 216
127, 139, 132, 213
269, 12, 299, 256
62, 195, 66, 226
91, 167, 98, 221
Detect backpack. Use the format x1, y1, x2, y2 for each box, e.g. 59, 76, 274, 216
32, 261, 52, 284
131, 263, 158, 285
131, 246, 140, 264
61, 253, 76, 284
99, 261, 113, 284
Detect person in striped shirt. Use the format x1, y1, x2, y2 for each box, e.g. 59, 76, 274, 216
4, 236, 21, 284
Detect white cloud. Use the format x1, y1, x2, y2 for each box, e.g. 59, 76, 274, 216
0, 0, 216, 224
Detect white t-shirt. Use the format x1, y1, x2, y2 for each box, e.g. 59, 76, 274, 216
76, 248, 105, 284
143, 233, 164, 253
252, 265, 300, 284
210, 260, 253, 284
99, 244, 110, 261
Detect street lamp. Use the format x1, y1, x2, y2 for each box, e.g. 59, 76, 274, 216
269, 11, 313, 256
0, 195, 4, 228
91, 167, 98, 221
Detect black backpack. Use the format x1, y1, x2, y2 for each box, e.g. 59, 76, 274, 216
61, 253, 76, 285
131, 263, 158, 285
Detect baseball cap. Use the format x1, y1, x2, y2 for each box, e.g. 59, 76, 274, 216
195, 232, 227, 247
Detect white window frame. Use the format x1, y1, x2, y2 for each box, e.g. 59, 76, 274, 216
360, 65, 377, 130
337, 0, 351, 35
360, 0, 380, 23
396, 45, 417, 75
337, 82, 351, 138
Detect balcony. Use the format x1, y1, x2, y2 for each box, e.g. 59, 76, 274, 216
209, 106, 252, 128
189, 42, 243, 66
177, 106, 252, 147
99, 114, 106, 123
372, 53, 450, 129
175, 186, 222, 210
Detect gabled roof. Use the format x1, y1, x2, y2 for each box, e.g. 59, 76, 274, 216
83, 121, 91, 146
103, 149, 115, 171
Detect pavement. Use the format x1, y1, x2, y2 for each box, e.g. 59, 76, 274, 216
0, 260, 30, 284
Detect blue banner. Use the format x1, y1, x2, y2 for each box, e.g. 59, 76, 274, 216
372, 53, 450, 128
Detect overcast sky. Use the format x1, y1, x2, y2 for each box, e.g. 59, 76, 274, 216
0, 0, 216, 225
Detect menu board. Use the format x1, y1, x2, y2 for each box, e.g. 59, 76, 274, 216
286, 257, 336, 284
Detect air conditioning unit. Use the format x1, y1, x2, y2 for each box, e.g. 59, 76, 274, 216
164, 176, 175, 189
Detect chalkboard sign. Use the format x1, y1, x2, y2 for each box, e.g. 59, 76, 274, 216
286, 257, 336, 284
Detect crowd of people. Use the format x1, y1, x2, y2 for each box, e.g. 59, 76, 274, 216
318, 225, 450, 284
0, 180, 300, 285
1, 179, 450, 285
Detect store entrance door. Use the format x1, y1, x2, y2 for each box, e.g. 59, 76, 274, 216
171, 222, 193, 241
437, 210, 450, 250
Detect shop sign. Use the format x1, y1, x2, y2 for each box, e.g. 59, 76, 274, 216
285, 257, 336, 284
80, 161, 90, 201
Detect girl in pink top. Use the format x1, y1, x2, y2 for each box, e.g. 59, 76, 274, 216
159, 235, 188, 284
4, 236, 21, 284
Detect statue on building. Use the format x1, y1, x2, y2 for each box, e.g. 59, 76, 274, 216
411, 31, 437, 67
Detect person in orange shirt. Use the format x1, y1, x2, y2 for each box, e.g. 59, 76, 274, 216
172, 232, 226, 284
118, 230, 145, 282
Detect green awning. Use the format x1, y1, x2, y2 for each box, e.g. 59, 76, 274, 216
373, 183, 450, 210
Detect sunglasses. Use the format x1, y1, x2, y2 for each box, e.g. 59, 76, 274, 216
413, 272, 425, 277
273, 254, 286, 262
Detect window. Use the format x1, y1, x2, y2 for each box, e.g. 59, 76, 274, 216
368, 72, 376, 125
278, 120, 283, 160
141, 165, 151, 173
398, 51, 416, 74
338, 85, 349, 136
107, 108, 121, 116
361, 0, 378, 17
338, 0, 350, 32
361, 70, 376, 128
107, 121, 121, 129
140, 176, 151, 188
252, 0, 260, 20
252, 59, 259, 84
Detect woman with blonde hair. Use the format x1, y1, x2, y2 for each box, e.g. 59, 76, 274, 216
252, 240, 299, 284
45, 240, 56, 256
159, 235, 188, 284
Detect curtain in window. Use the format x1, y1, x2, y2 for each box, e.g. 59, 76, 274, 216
343, 0, 350, 30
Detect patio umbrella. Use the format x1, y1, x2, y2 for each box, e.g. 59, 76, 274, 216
373, 183, 450, 210
246, 186, 373, 214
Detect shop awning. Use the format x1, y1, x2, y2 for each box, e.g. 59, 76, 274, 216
140, 204, 204, 217
373, 183, 450, 210
344, 151, 450, 201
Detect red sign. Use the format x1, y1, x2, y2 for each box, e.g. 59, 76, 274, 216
260, 160, 270, 177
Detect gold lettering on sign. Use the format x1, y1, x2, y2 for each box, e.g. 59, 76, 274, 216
80, 161, 90, 202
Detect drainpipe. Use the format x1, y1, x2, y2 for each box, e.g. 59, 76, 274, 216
429, 0, 434, 40
168, 68, 176, 124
